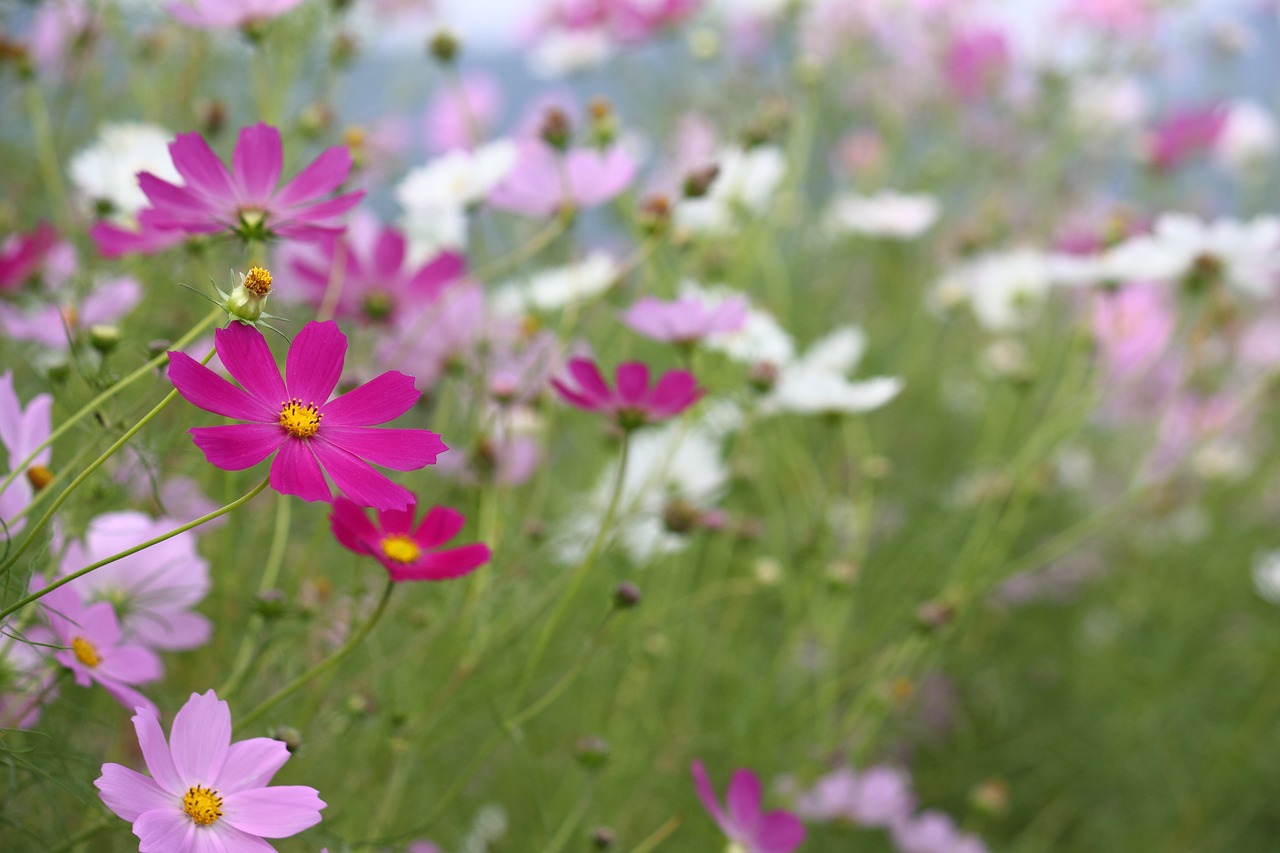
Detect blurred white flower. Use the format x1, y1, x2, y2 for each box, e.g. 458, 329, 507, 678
1254, 551, 1280, 604
68, 122, 178, 222
762, 326, 903, 415
1103, 214, 1280, 297
823, 190, 940, 238
1069, 75, 1148, 137
529, 27, 614, 78
675, 145, 786, 235
396, 140, 517, 258
1214, 99, 1278, 174
936, 248, 1054, 330
492, 251, 618, 315
680, 281, 796, 366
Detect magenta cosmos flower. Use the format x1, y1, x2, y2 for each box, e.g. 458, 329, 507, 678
330, 497, 491, 582
100, 123, 362, 253
96, 690, 325, 852
551, 358, 702, 430
167, 320, 446, 510
35, 578, 160, 716
692, 762, 805, 853
0, 222, 59, 291
168, 0, 307, 30
621, 294, 749, 346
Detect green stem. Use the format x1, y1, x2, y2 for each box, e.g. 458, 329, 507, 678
0, 345, 219, 577
0, 478, 270, 621
0, 306, 222, 513
23, 80, 69, 231
218, 493, 292, 698
509, 433, 630, 711
234, 578, 396, 733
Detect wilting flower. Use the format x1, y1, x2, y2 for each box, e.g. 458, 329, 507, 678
691, 761, 805, 853
69, 123, 180, 222
551, 358, 702, 429
95, 690, 325, 851
168, 0, 308, 30
0, 370, 52, 538
101, 123, 362, 252
167, 320, 446, 509
330, 497, 491, 582
0, 223, 60, 292
59, 511, 212, 652
489, 139, 637, 218
35, 579, 160, 715
621, 294, 749, 346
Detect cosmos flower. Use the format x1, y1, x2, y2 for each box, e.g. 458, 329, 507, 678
423, 72, 504, 154
762, 326, 903, 416
621, 294, 749, 345
167, 0, 308, 30
551, 358, 702, 430
0, 223, 60, 292
691, 761, 805, 853
167, 320, 446, 510
823, 191, 941, 239
95, 689, 325, 852
891, 810, 989, 853
0, 274, 141, 351
69, 123, 180, 222
0, 370, 53, 538
329, 497, 491, 582
488, 140, 637, 218
793, 765, 916, 827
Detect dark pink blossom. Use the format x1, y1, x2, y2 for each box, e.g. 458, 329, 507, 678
0, 223, 59, 292
288, 211, 464, 323
621, 295, 748, 345
551, 358, 702, 429
691, 762, 805, 853
167, 320, 446, 510
95, 690, 325, 851
489, 139, 636, 218
943, 25, 1010, 101
123, 123, 363, 250
330, 497, 491, 582
1145, 105, 1228, 172
90, 220, 189, 259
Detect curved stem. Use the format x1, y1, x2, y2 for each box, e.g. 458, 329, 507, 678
234, 578, 396, 733
0, 478, 270, 621
0, 305, 221, 511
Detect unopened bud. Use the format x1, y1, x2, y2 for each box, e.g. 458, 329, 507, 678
88, 324, 122, 354
574, 736, 611, 770
614, 581, 642, 609
270, 725, 302, 753
331, 30, 358, 66
298, 102, 333, 138
591, 827, 617, 849
682, 164, 720, 199
638, 194, 672, 237
587, 97, 618, 147
915, 599, 956, 632
747, 361, 779, 393
224, 266, 273, 323
662, 499, 701, 534
428, 29, 460, 64
970, 777, 1011, 818
198, 98, 227, 137
540, 107, 573, 151
253, 589, 288, 620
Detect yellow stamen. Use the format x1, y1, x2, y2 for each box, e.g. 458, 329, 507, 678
380, 535, 421, 564
243, 265, 273, 296
71, 636, 101, 668
26, 464, 53, 491
279, 399, 322, 438
182, 786, 223, 826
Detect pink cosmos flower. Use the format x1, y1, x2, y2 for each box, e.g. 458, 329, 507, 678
0, 222, 59, 291
691, 761, 805, 853
166, 320, 447, 510
30, 0, 95, 78
0, 370, 52, 538
35, 579, 160, 715
424, 73, 504, 154
551, 358, 702, 429
95, 689, 325, 852
794, 765, 916, 827
168, 0, 307, 29
621, 295, 749, 345
330, 497, 491, 582
110, 123, 362, 252
377, 282, 501, 392
489, 139, 636, 218
891, 810, 989, 853
59, 511, 211, 652
1145, 105, 1227, 172
943, 26, 1010, 102
288, 211, 465, 323
0, 627, 57, 728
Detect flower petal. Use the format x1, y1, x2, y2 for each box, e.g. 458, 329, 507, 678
232, 124, 283, 205
330, 497, 380, 554
389, 543, 490, 582
169, 132, 236, 202
167, 352, 276, 421
615, 362, 650, 405
567, 359, 611, 403
310, 441, 412, 510
134, 806, 196, 853
95, 763, 173, 822
215, 738, 291, 793
98, 644, 163, 684
190, 424, 285, 471
132, 706, 184, 794
691, 762, 726, 827
203, 825, 275, 853
319, 426, 446, 470
170, 689, 231, 783
413, 505, 465, 548
214, 322, 287, 406
647, 370, 700, 416
320, 371, 420, 427
285, 320, 346, 404
372, 226, 407, 278
726, 770, 763, 835
270, 440, 332, 503
273, 146, 354, 209
221, 786, 325, 837
755, 811, 806, 853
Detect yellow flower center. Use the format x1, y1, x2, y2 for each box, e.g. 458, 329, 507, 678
182, 785, 223, 826
279, 399, 322, 438
25, 464, 53, 491
243, 265, 273, 296
71, 636, 100, 668
380, 535, 421, 564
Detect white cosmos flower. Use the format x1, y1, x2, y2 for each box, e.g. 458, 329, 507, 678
675, 145, 787, 235
761, 326, 903, 416
1101, 214, 1280, 296
492, 252, 619, 315
396, 140, 517, 260
68, 123, 179, 222
1214, 99, 1278, 173
936, 248, 1054, 330
679, 280, 796, 366
823, 190, 940, 239
528, 27, 614, 78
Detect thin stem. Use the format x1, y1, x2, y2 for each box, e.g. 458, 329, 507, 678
23, 80, 69, 231
234, 578, 396, 733
0, 478, 270, 621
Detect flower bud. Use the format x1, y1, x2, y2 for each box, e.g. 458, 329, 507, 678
270, 725, 302, 753
591, 827, 617, 849
747, 361, 779, 393
428, 29, 461, 64
224, 265, 273, 323
587, 97, 618, 147
574, 736, 611, 770
662, 499, 701, 534
88, 324, 122, 354
613, 581, 642, 609
638, 193, 672, 238
970, 777, 1011, 818
26, 465, 53, 492
915, 599, 956, 632
540, 107, 573, 151
682, 164, 720, 199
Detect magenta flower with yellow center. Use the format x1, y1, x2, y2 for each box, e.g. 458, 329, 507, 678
167, 320, 446, 510
329, 497, 492, 582
550, 358, 702, 430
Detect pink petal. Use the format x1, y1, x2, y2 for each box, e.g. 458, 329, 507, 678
320, 371, 420, 427
96, 763, 173, 822
168, 132, 236, 201
330, 497, 380, 554
215, 738, 291, 793
285, 320, 346, 404
755, 811, 806, 853
372, 227, 407, 278
272, 190, 364, 230
169, 689, 231, 783
97, 644, 163, 684
389, 543, 490, 582
647, 371, 700, 415
413, 505, 464, 548
319, 426, 446, 470
190, 424, 286, 471
202, 825, 276, 852
221, 786, 325, 837
726, 770, 763, 834
99, 679, 159, 718
273, 146, 354, 209
310, 441, 412, 510
374, 501, 417, 536
167, 352, 276, 421
407, 251, 465, 299
133, 806, 196, 853
691, 762, 726, 825
138, 172, 214, 217
131, 610, 212, 652
214, 322, 287, 406
549, 379, 601, 411
132, 706, 184, 793
615, 362, 650, 405
232, 123, 283, 205
269, 439, 331, 503
567, 359, 611, 402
